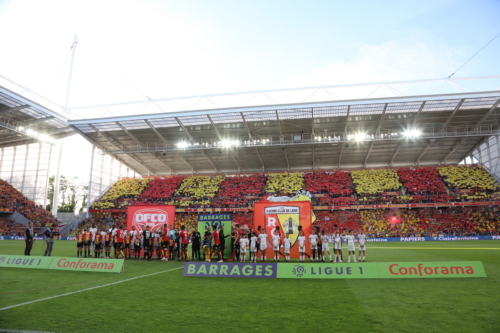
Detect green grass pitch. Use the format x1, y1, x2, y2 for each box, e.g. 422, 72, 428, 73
0, 240, 499, 333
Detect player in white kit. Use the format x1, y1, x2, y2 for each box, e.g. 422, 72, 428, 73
89, 224, 98, 257
154, 232, 161, 260
334, 231, 342, 262
357, 231, 367, 262
297, 229, 306, 262
250, 231, 258, 262
258, 229, 268, 262
320, 230, 333, 262
346, 230, 356, 262
239, 233, 249, 262
283, 233, 292, 262
309, 229, 319, 261
272, 227, 281, 262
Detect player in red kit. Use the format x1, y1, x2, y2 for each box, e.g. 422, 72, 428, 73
94, 231, 103, 258
211, 225, 223, 262
161, 230, 169, 261
179, 225, 190, 261
83, 226, 92, 257
228, 224, 241, 262
124, 231, 132, 259
112, 225, 126, 259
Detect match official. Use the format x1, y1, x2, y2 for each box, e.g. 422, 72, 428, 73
24, 221, 34, 256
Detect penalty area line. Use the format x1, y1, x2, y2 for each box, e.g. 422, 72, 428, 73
0, 266, 183, 312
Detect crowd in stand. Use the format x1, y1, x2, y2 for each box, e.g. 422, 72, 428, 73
173, 175, 224, 207
84, 165, 500, 237
0, 179, 58, 227
266, 172, 304, 196
90, 165, 500, 211
0, 216, 25, 236
351, 169, 402, 195
439, 165, 498, 201
140, 176, 185, 201
91, 178, 151, 209
313, 206, 499, 237
305, 171, 355, 206
210, 174, 266, 208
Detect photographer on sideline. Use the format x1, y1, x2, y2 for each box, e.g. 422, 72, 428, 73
44, 226, 57, 256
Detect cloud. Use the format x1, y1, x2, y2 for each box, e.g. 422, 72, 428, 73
271, 35, 464, 90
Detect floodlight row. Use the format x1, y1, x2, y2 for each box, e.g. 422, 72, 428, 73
174, 130, 422, 149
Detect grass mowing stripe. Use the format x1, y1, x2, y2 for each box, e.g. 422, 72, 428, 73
0, 277, 115, 295
0, 266, 182, 312
0, 329, 55, 333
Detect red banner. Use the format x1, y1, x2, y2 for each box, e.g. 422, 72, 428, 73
254, 201, 312, 259
126, 205, 176, 233
0, 208, 14, 213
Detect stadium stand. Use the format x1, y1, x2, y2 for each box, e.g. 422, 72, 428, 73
265, 172, 304, 196
173, 175, 224, 207
210, 174, 266, 208
90, 166, 500, 209
85, 165, 500, 236
313, 206, 500, 237
0, 179, 58, 226
0, 216, 25, 236
91, 178, 151, 209
304, 171, 353, 196
139, 176, 186, 202
438, 165, 499, 201
351, 169, 402, 195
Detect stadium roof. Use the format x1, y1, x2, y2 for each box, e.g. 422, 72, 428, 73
68, 90, 500, 175
0, 84, 74, 148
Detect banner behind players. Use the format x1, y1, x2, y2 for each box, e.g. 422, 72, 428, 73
184, 261, 487, 279
254, 201, 312, 259
127, 205, 176, 233
198, 213, 233, 257
0, 255, 124, 273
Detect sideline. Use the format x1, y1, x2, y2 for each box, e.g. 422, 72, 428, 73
0, 267, 183, 312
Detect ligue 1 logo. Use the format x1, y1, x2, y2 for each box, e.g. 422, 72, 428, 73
292, 264, 306, 278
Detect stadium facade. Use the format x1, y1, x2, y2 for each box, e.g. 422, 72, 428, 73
0, 74, 499, 213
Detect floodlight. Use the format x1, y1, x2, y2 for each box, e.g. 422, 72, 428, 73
176, 141, 190, 149
403, 129, 422, 138
354, 132, 367, 142
220, 140, 231, 148
219, 139, 240, 148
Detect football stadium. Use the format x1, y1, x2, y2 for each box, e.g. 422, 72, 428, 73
1, 2, 500, 333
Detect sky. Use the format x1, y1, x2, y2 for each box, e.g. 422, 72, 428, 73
0, 0, 499, 185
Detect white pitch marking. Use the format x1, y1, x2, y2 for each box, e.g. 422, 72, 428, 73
0, 267, 183, 312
